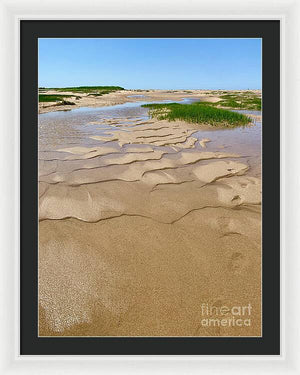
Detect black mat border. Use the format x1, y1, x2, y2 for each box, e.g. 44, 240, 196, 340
20, 20, 280, 355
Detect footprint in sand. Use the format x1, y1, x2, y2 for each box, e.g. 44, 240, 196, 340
231, 195, 241, 204
215, 216, 232, 231
228, 252, 248, 274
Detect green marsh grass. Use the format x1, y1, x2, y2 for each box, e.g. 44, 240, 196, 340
142, 102, 251, 127
39, 86, 124, 102
196, 91, 261, 110
215, 92, 262, 110
50, 86, 124, 94
39, 94, 78, 102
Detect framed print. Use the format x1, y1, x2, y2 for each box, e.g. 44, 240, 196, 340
4, 0, 300, 371
3, 0, 300, 370
19, 20, 280, 356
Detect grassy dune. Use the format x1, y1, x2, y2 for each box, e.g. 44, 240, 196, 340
210, 91, 261, 110
39, 94, 79, 102
44, 86, 124, 94
142, 102, 250, 127
39, 86, 125, 105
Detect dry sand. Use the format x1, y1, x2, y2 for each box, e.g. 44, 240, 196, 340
38, 95, 262, 337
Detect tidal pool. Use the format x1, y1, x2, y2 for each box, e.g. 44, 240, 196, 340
39, 101, 261, 176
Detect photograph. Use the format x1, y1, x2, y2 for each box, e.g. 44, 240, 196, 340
37, 37, 262, 337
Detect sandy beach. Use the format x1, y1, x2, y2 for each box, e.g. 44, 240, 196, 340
38, 91, 262, 336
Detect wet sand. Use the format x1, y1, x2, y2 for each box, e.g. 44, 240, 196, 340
39, 89, 233, 114
38, 97, 262, 336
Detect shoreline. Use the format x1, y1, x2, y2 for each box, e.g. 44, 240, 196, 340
39, 89, 261, 114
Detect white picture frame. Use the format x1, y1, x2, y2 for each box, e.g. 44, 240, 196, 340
0, 0, 299, 373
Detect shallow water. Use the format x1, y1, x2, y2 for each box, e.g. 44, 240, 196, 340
192, 110, 262, 176
39, 101, 261, 176
38, 98, 196, 148
127, 94, 146, 98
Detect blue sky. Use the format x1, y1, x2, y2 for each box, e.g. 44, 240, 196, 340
38, 38, 262, 90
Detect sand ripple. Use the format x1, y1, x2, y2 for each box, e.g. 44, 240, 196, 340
38, 115, 261, 336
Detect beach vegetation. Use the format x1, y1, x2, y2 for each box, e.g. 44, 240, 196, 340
48, 86, 124, 94
39, 94, 78, 102
142, 102, 251, 127
39, 95, 77, 106
213, 91, 262, 110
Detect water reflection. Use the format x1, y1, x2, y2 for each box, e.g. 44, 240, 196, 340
39, 101, 261, 176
